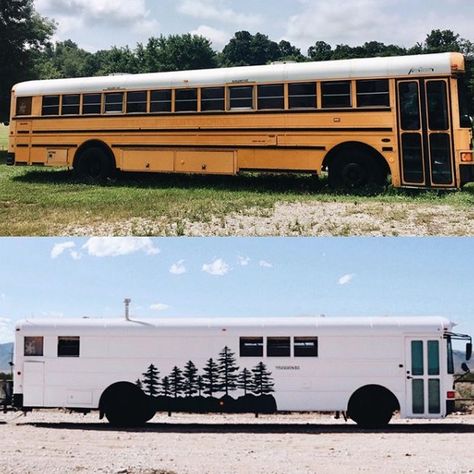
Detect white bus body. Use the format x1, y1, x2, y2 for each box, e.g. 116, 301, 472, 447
12, 316, 468, 427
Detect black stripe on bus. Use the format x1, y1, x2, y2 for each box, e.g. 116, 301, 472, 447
31, 127, 393, 134
110, 144, 327, 151
16, 144, 29, 148
31, 144, 78, 148
382, 146, 394, 151
17, 130, 30, 134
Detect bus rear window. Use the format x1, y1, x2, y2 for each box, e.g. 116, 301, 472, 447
16, 97, 32, 116
24, 336, 43, 356
42, 95, 60, 115
58, 336, 80, 357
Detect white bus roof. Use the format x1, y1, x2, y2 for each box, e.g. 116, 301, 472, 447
13, 52, 463, 97
16, 316, 454, 336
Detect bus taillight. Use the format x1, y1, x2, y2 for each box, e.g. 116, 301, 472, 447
461, 151, 473, 162
447, 391, 456, 399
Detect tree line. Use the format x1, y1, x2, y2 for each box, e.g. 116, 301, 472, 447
2, 0, 474, 122
137, 346, 275, 399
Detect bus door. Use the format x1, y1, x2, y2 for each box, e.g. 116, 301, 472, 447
405, 338, 443, 417
23, 360, 45, 406
397, 79, 454, 187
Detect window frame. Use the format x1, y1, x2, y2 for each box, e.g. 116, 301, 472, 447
61, 94, 81, 116
321, 80, 352, 109
288, 82, 317, 109
229, 85, 254, 111
24, 336, 44, 356
42, 95, 60, 116
267, 337, 291, 357
356, 79, 390, 108
104, 92, 124, 114
240, 336, 264, 357
257, 83, 285, 110
57, 336, 80, 358
16, 96, 33, 116
293, 336, 318, 357
174, 88, 198, 113
82, 93, 102, 115
126, 90, 148, 114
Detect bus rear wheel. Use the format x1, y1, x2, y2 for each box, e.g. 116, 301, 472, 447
74, 146, 114, 181
347, 385, 398, 429
100, 382, 155, 427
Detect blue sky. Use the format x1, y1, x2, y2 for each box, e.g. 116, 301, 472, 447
34, 0, 474, 52
0, 237, 473, 344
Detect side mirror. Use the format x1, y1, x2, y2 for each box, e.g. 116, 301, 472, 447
461, 362, 470, 373
467, 342, 472, 361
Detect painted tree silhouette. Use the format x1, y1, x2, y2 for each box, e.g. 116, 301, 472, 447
217, 346, 239, 395
252, 362, 274, 395
202, 357, 220, 397
237, 368, 254, 395
161, 376, 171, 397
135, 379, 143, 390
183, 360, 198, 397
197, 375, 204, 397
142, 363, 160, 396
169, 366, 184, 398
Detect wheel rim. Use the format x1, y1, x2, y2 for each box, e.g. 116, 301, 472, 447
85, 156, 102, 179
342, 162, 367, 188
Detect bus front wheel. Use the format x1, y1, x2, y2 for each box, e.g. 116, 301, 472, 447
74, 146, 114, 181
100, 382, 155, 427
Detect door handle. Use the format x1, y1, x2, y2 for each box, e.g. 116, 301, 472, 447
406, 375, 412, 379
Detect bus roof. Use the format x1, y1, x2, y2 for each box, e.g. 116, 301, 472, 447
15, 316, 454, 336
13, 52, 464, 97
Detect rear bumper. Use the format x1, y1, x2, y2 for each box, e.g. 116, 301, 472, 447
6, 152, 15, 165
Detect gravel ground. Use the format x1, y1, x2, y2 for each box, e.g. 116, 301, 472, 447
1, 411, 473, 473
62, 201, 474, 236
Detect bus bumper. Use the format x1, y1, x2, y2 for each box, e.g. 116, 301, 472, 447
6, 152, 15, 166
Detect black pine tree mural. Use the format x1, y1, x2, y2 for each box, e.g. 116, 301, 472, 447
169, 366, 184, 398
237, 368, 254, 395
217, 346, 239, 395
161, 376, 171, 397
197, 375, 204, 397
142, 363, 160, 396
202, 357, 220, 397
135, 379, 143, 390
183, 360, 199, 397
252, 362, 275, 395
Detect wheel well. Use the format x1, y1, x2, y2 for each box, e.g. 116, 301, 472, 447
322, 141, 390, 176
73, 140, 116, 169
347, 384, 400, 417
98, 381, 138, 415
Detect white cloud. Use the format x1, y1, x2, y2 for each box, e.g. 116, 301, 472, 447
178, 0, 261, 27
0, 317, 13, 344
259, 260, 273, 268
70, 250, 82, 260
237, 255, 250, 266
150, 303, 170, 311
51, 241, 76, 259
191, 25, 230, 49
170, 260, 187, 275
338, 273, 355, 285
82, 237, 160, 257
202, 258, 230, 276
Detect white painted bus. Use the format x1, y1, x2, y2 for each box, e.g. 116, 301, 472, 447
13, 316, 471, 427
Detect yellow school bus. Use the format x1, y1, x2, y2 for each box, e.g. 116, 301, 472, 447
7, 52, 473, 188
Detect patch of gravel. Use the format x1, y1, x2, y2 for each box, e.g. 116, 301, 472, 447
61, 201, 474, 236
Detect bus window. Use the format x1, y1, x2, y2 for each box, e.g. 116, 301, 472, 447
321, 81, 351, 108
104, 93, 124, 113
427, 340, 439, 375
82, 94, 101, 114
447, 336, 454, 374
150, 90, 172, 112
58, 336, 80, 357
240, 337, 263, 357
175, 89, 197, 112
457, 77, 472, 128
294, 337, 318, 357
399, 82, 420, 130
257, 84, 284, 110
16, 97, 32, 116
426, 81, 449, 130
201, 87, 225, 111
267, 337, 290, 357
24, 336, 43, 356
288, 82, 316, 109
229, 86, 253, 110
356, 79, 389, 107
61, 94, 80, 115
42, 95, 60, 115
127, 91, 147, 113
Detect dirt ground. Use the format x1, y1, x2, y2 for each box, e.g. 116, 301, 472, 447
0, 411, 473, 474
63, 201, 474, 236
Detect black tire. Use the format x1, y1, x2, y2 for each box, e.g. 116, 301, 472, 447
329, 150, 387, 189
100, 382, 155, 427
74, 146, 114, 181
348, 386, 397, 428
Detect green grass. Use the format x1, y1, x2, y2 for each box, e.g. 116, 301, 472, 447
2, 163, 474, 235
0, 125, 8, 151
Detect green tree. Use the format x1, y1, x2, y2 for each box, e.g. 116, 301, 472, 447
169, 366, 184, 398
252, 362, 274, 395
0, 0, 55, 122
236, 368, 254, 395
202, 357, 220, 397
161, 376, 171, 397
307, 41, 333, 61
217, 346, 239, 395
423, 29, 462, 53
278, 40, 305, 62
142, 364, 160, 396
91, 46, 139, 76
183, 360, 199, 397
